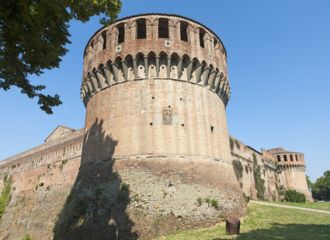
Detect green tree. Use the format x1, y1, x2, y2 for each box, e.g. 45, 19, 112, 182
306, 175, 313, 191
312, 170, 330, 201
0, 0, 121, 113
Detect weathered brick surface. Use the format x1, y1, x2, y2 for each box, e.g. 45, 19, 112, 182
84, 79, 232, 162
230, 136, 279, 201
79, 13, 243, 237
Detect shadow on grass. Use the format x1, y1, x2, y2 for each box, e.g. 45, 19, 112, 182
53, 119, 137, 240
214, 223, 330, 240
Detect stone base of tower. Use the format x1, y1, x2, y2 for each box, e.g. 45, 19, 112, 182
53, 155, 245, 240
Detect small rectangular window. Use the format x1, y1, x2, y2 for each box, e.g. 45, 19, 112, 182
159, 18, 169, 39
290, 154, 293, 161
214, 37, 218, 48
117, 23, 125, 44
284, 155, 288, 161
101, 31, 107, 49
296, 154, 299, 161
137, 18, 147, 39
199, 28, 205, 48
180, 21, 188, 42
277, 155, 281, 162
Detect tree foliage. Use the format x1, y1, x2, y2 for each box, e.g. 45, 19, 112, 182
312, 170, 330, 201
306, 175, 313, 190
284, 190, 306, 203
0, 0, 122, 113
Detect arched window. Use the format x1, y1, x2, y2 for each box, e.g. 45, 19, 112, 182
199, 28, 205, 48
117, 23, 125, 44
180, 21, 188, 41
158, 18, 169, 38
296, 154, 299, 161
290, 154, 293, 161
101, 30, 107, 49
136, 18, 146, 39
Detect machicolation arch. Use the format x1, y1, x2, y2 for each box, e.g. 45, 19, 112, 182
81, 51, 230, 106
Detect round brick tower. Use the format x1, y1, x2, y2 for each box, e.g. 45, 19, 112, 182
272, 148, 313, 201
80, 13, 244, 236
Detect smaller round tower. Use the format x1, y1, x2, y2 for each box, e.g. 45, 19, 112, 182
270, 148, 312, 201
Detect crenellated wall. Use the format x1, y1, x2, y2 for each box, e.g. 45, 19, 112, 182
80, 14, 230, 106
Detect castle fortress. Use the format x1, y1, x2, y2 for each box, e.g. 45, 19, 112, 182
0, 14, 312, 240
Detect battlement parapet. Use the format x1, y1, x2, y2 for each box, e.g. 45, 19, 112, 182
0, 128, 84, 174
81, 13, 230, 106
266, 148, 306, 167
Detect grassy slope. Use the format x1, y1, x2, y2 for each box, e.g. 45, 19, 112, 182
157, 202, 330, 240
266, 201, 330, 211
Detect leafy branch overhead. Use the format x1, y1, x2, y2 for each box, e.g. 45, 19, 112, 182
0, 0, 122, 113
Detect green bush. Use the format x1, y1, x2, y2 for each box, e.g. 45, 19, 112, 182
196, 197, 203, 206
210, 199, 219, 210
22, 233, 31, 240
284, 190, 306, 203
202, 197, 219, 210
204, 197, 211, 206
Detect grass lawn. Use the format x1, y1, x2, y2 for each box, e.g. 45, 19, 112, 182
266, 201, 330, 211
157, 202, 330, 240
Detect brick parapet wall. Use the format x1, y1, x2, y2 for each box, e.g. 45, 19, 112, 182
0, 129, 84, 176
81, 14, 230, 106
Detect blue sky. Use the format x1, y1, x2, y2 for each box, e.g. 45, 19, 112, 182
0, 0, 329, 181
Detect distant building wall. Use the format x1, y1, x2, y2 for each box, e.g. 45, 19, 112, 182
229, 136, 280, 201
